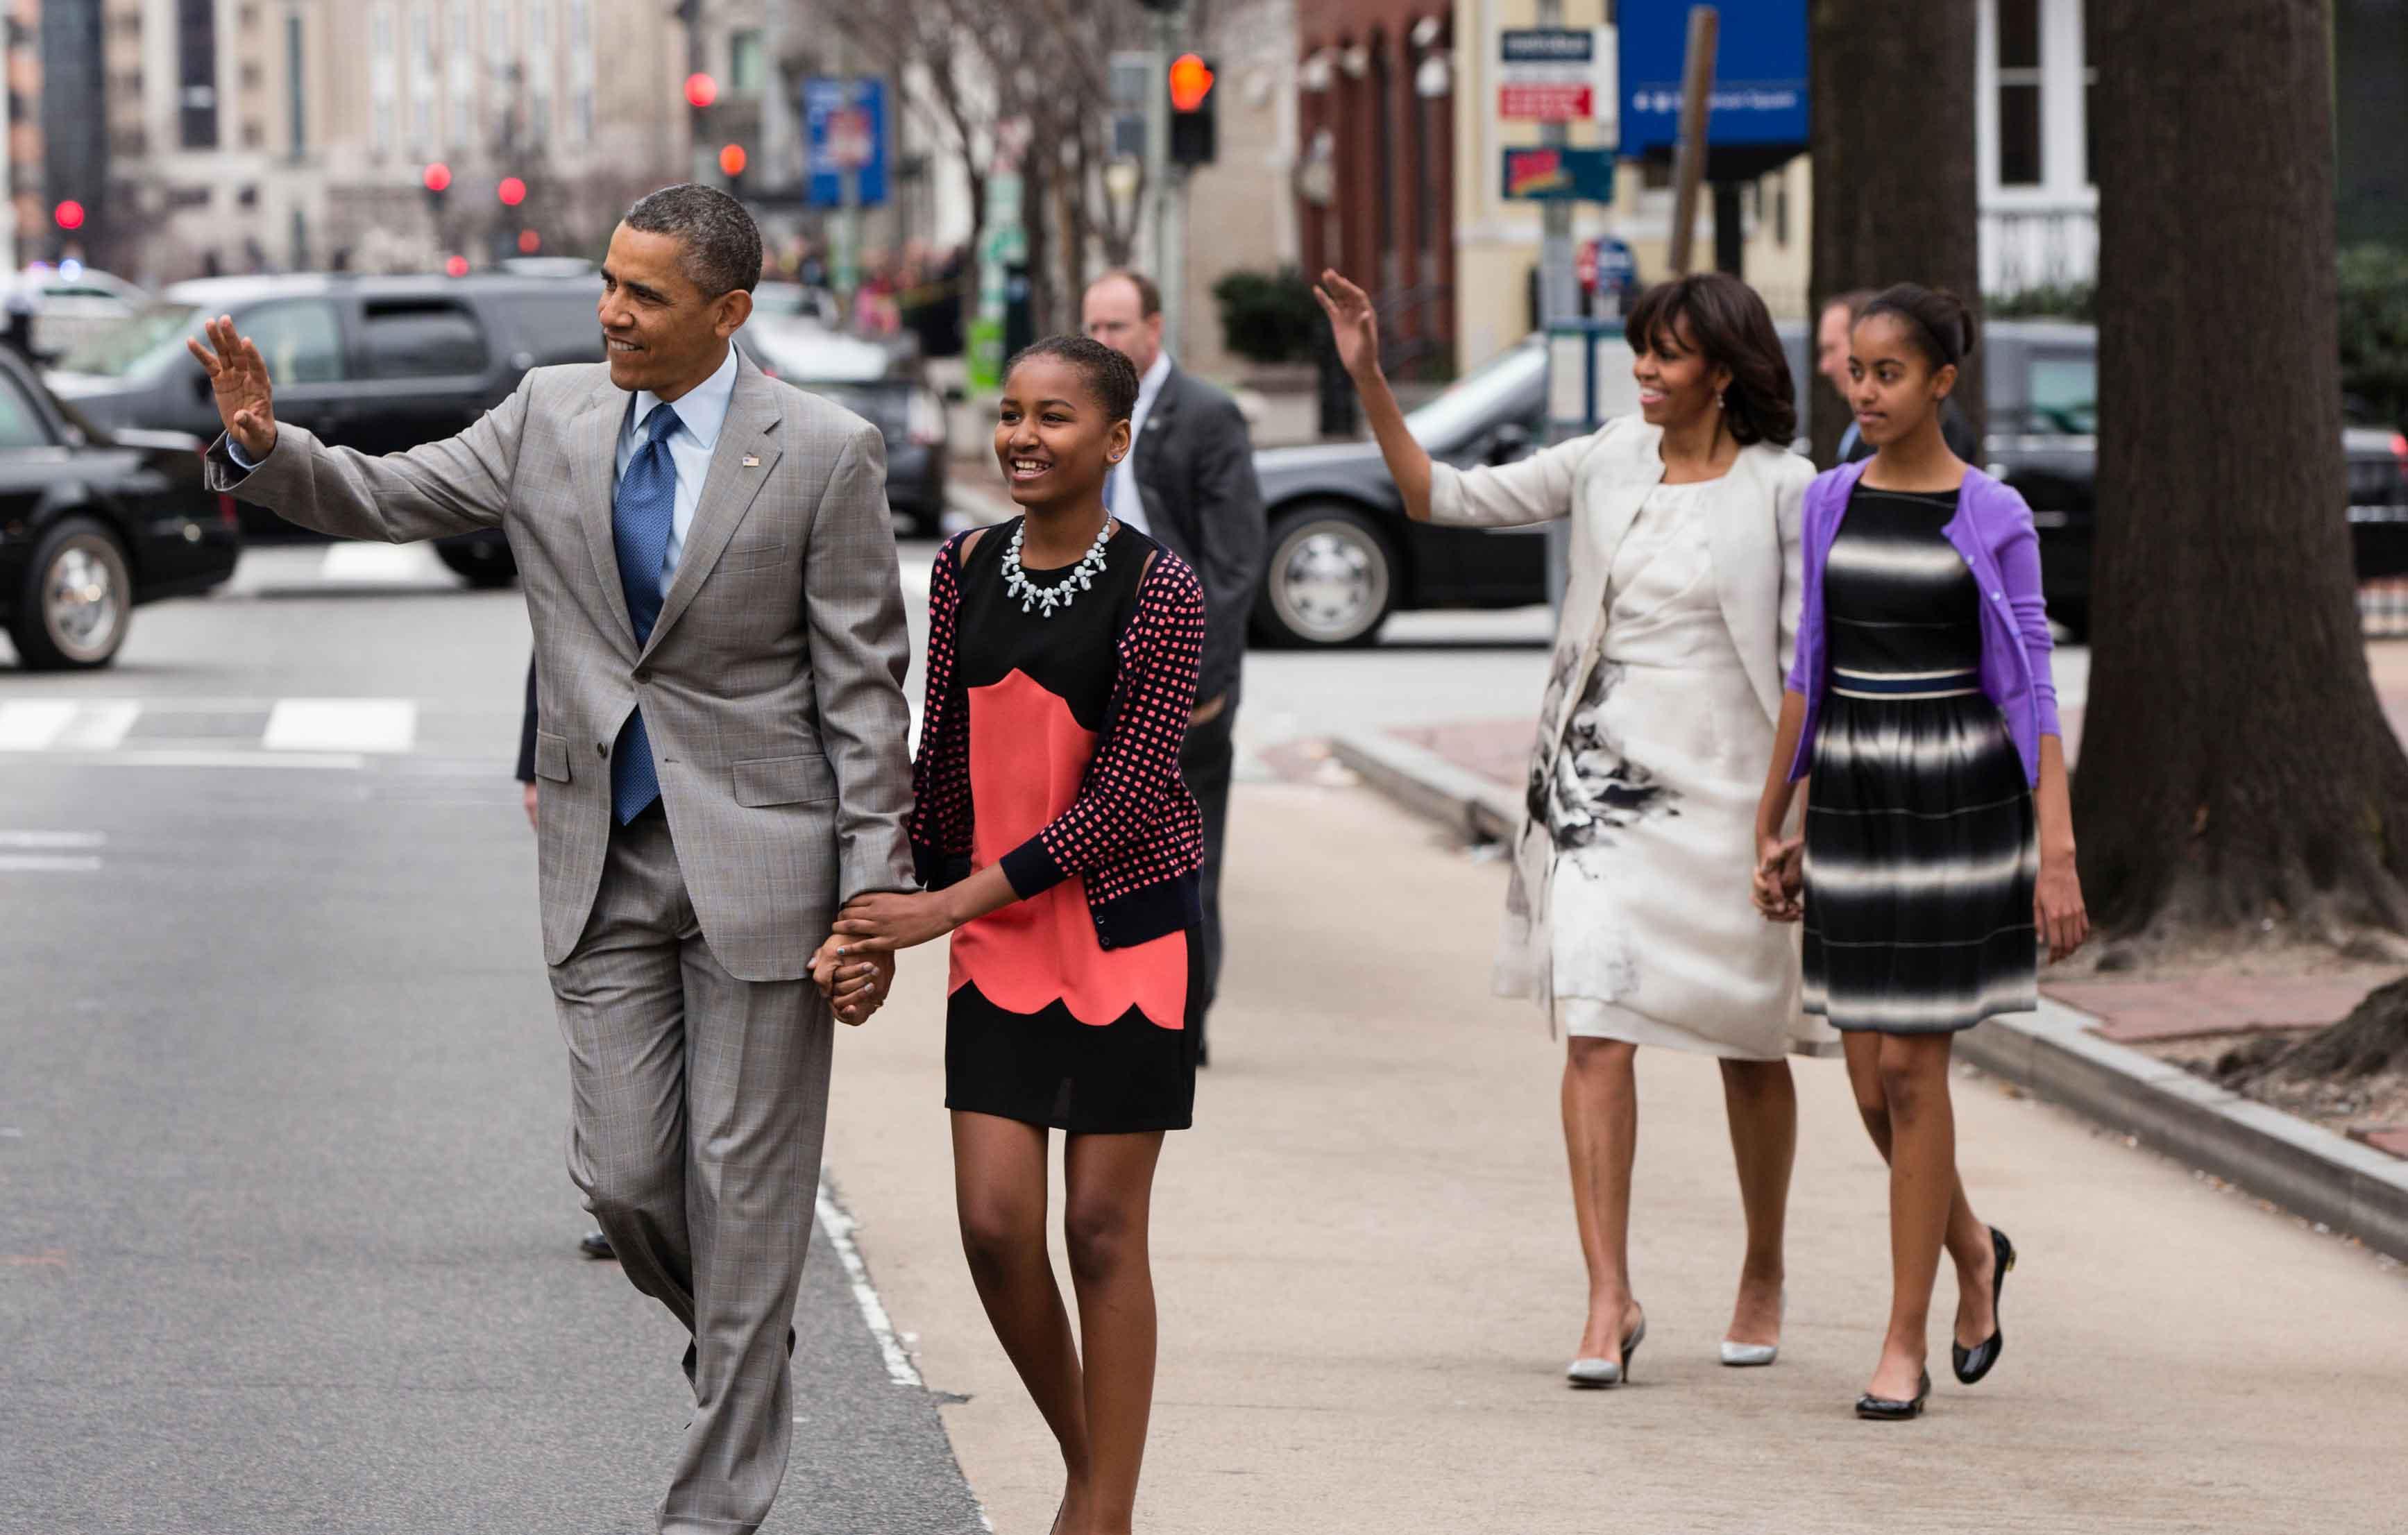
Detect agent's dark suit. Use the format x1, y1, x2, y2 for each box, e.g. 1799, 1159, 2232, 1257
1128, 365, 1267, 1042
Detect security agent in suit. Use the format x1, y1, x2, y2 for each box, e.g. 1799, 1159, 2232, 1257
1083, 271, 1269, 1063
194, 186, 907, 1535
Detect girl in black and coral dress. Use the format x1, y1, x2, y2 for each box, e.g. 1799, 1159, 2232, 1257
823, 335, 1205, 1535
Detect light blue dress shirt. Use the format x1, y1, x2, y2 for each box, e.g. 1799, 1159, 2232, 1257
227, 344, 743, 587
620, 344, 740, 582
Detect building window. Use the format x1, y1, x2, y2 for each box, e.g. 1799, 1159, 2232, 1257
486, 0, 511, 74
286, 12, 306, 155
243, 119, 264, 149
1995, 0, 2042, 187
730, 27, 765, 94
569, 0, 594, 140
526, 0, 552, 146
240, 62, 262, 92
448, 0, 473, 147
371, 5, 397, 157
177, 0, 220, 150
409, 3, 436, 152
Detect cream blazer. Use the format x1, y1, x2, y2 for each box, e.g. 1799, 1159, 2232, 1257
1427, 417, 1813, 1009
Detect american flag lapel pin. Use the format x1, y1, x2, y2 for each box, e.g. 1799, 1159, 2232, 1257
743, 454, 761, 468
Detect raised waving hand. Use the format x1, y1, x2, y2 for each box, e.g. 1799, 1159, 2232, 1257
186, 316, 280, 461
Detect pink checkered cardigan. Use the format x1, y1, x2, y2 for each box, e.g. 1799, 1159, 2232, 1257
908, 531, 1207, 951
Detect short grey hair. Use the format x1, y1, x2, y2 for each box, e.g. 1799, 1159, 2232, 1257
623, 183, 763, 298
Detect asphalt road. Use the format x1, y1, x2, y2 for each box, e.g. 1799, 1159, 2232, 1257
0, 546, 982, 1535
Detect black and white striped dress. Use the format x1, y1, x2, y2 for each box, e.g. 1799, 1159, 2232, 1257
1801, 484, 2039, 1034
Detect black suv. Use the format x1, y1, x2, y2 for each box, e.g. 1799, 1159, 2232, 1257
46, 273, 609, 586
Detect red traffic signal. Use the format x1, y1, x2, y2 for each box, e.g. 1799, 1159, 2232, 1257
685, 72, 719, 109
518, 229, 542, 255
53, 200, 85, 231
1169, 53, 1215, 113
423, 162, 452, 194
445, 255, 470, 278
497, 176, 527, 207
719, 143, 748, 177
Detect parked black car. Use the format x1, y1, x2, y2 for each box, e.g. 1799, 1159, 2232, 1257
46, 271, 606, 586
738, 314, 949, 534
0, 347, 238, 670
1248, 321, 2408, 646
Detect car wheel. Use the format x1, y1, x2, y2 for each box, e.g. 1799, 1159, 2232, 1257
1252, 504, 1398, 649
436, 539, 519, 589
10, 517, 133, 670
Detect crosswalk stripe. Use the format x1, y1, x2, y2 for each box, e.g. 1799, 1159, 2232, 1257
262, 698, 419, 754
51, 701, 142, 752
0, 831, 106, 849
0, 854, 102, 872
0, 700, 78, 750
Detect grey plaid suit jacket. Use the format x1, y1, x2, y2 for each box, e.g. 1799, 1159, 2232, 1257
204, 355, 917, 981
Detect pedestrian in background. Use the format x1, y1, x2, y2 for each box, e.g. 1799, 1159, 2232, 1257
1081, 270, 1269, 1067
1818, 289, 1981, 467
1753, 284, 2087, 1421
826, 336, 1205, 1535
1319, 269, 1823, 1388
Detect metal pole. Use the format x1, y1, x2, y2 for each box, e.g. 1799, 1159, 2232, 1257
1148, 6, 1186, 353
1534, 0, 1577, 326
1665, 5, 1719, 276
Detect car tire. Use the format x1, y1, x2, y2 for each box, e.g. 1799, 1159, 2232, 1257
1251, 503, 1399, 649
436, 538, 519, 589
10, 516, 133, 670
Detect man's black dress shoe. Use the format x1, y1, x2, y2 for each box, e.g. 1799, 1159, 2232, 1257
579, 1230, 616, 1260
1952, 1226, 2015, 1384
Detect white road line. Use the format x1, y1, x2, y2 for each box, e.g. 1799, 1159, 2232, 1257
813, 1177, 922, 1389
51, 701, 142, 752
263, 698, 418, 754
0, 855, 102, 873
47, 749, 368, 770
317, 543, 448, 583
898, 557, 934, 602
0, 831, 106, 849
0, 700, 78, 750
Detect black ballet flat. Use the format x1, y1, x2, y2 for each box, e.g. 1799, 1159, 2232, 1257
1953, 1226, 2017, 1385
1856, 1369, 1931, 1421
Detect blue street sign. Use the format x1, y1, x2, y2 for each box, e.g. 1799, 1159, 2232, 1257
1620, 0, 1808, 155
805, 78, 888, 208
1593, 236, 1637, 289
1502, 146, 1616, 203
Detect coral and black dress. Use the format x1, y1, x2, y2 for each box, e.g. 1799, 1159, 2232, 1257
910, 518, 1208, 1133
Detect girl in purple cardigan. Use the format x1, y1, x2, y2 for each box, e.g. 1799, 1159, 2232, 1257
1751, 285, 2089, 1421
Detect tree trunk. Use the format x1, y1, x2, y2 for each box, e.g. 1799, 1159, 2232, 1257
1806, 0, 1983, 464
2076, 0, 2408, 949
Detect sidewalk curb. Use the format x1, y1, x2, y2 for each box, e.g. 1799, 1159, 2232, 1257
1330, 731, 1520, 845
1332, 727, 2408, 1262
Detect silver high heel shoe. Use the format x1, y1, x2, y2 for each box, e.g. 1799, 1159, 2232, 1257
1566, 1318, 1646, 1388
1719, 1291, 1785, 1368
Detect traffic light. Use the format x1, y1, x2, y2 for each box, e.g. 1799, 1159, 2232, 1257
423, 163, 451, 219
498, 176, 527, 207
685, 73, 718, 110
719, 143, 748, 183
1168, 53, 1216, 167
53, 200, 85, 231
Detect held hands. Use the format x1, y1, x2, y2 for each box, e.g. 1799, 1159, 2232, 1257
1752, 833, 1804, 923
1312, 269, 1381, 381
2035, 856, 2090, 963
809, 937, 894, 1027
831, 890, 960, 956
186, 316, 280, 461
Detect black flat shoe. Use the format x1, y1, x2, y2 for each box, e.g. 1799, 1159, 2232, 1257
1953, 1226, 2016, 1385
579, 1229, 616, 1260
1856, 1369, 1931, 1421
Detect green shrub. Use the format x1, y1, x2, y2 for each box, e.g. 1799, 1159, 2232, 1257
2339, 243, 2408, 430
1986, 282, 2096, 321
1212, 267, 1322, 365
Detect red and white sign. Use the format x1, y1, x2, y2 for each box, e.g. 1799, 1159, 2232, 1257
827, 108, 875, 171
1499, 82, 1594, 121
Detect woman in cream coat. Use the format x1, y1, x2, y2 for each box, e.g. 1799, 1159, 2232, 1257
1319, 271, 1825, 1386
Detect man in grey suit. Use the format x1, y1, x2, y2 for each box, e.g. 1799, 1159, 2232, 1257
192, 185, 906, 1534
1083, 270, 1268, 1063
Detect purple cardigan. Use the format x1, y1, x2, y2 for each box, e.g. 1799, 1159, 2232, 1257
1785, 459, 2061, 786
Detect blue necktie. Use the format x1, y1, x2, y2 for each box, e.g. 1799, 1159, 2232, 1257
609, 401, 679, 824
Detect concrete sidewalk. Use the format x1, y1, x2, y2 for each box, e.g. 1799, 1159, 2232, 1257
821, 781, 2407, 1534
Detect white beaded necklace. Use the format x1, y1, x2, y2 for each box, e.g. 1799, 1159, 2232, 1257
1001, 518, 1111, 619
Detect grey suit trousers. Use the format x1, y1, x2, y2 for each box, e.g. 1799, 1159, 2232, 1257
552, 808, 832, 1535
